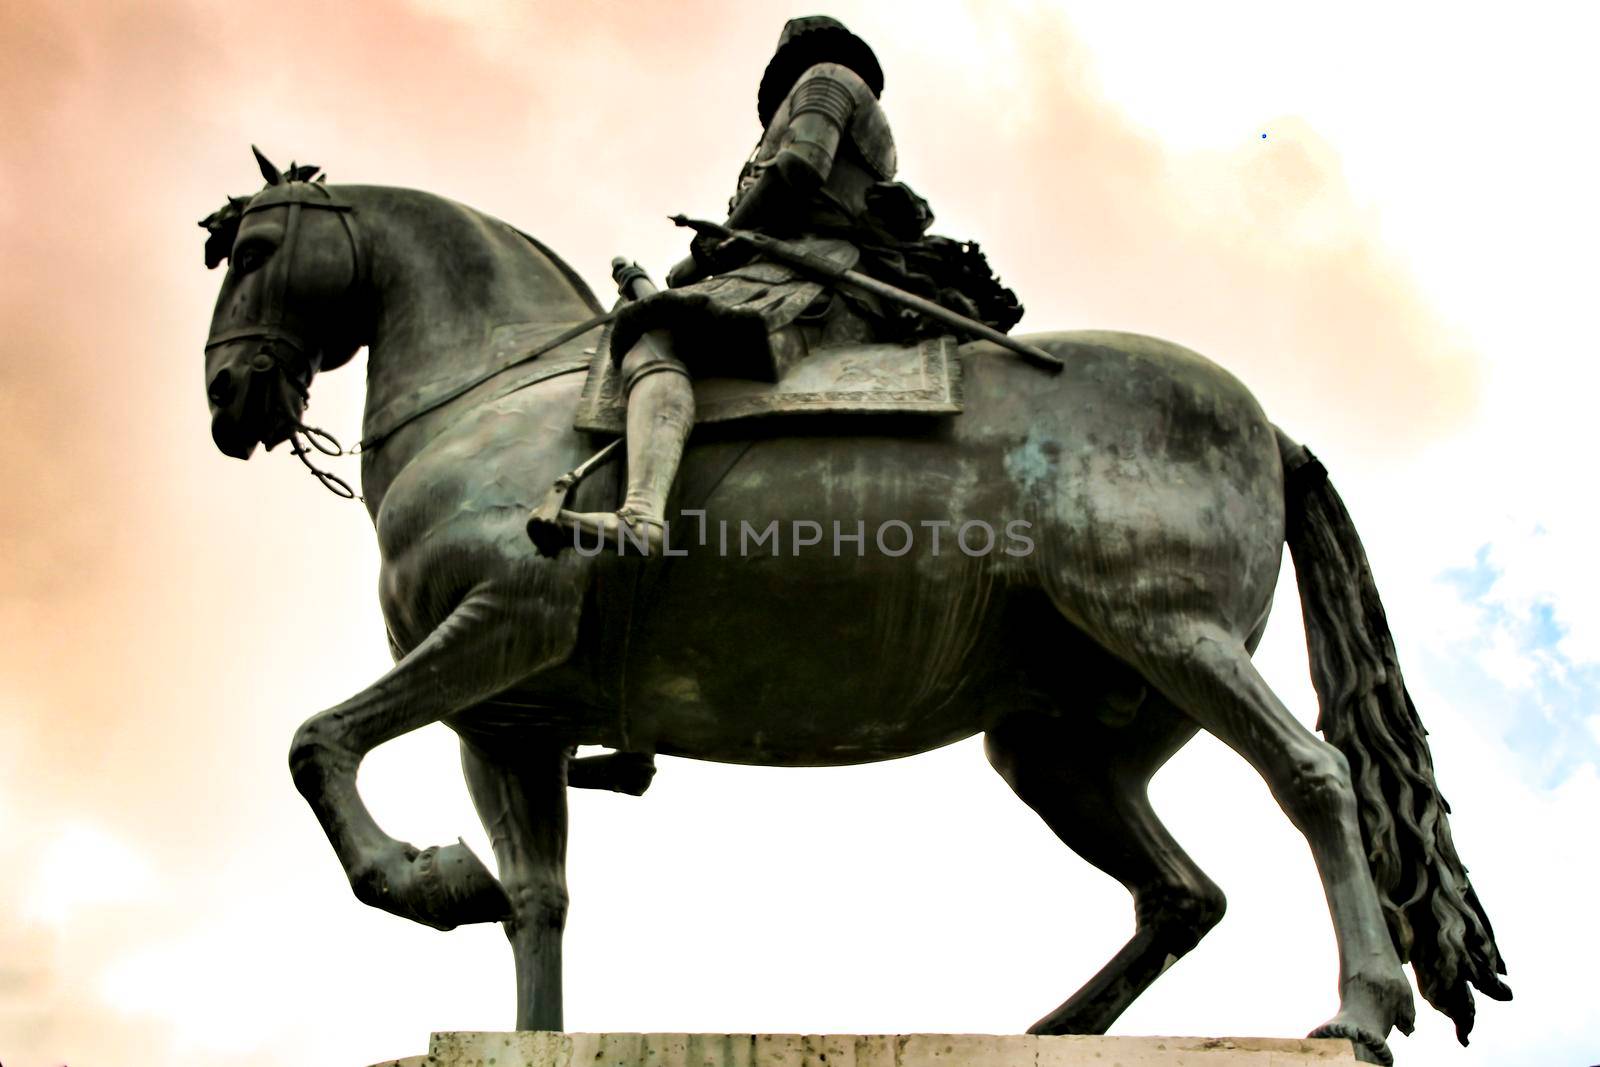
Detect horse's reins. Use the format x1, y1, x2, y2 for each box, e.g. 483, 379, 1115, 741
353, 310, 616, 457
207, 180, 614, 501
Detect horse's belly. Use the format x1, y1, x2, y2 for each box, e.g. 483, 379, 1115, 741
619, 555, 1146, 766
652, 710, 983, 768
614, 538, 1016, 765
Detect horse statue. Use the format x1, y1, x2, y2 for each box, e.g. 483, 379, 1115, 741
198, 152, 1508, 1066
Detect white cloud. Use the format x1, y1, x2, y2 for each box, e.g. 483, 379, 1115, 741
1477, 622, 1541, 693
23, 823, 157, 927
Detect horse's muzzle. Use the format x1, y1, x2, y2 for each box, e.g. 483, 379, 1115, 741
211, 404, 260, 460
207, 350, 303, 459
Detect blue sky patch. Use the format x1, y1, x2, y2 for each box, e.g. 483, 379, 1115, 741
1427, 543, 1599, 788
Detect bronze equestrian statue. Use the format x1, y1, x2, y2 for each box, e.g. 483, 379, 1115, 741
197, 19, 1507, 1067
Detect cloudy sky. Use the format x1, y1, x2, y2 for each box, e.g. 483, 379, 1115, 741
2, 1, 1597, 1065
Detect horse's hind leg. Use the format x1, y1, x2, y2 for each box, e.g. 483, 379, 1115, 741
288, 588, 558, 931
461, 735, 570, 1030
986, 697, 1224, 1035
1124, 622, 1414, 1065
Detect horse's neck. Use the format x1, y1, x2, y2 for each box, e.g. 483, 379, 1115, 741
347, 186, 599, 503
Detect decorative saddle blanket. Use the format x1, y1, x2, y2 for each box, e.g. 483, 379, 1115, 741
571, 330, 964, 436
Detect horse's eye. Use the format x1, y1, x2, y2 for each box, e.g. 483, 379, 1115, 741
233, 243, 271, 274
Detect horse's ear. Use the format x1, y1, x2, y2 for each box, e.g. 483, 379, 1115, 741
252, 144, 283, 186
199, 195, 250, 269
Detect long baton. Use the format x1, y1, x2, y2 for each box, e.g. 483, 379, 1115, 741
671, 215, 1064, 374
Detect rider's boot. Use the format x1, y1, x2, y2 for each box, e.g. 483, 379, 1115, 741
536, 331, 693, 555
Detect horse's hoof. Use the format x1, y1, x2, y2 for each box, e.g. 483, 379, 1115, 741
1309, 1020, 1393, 1067
1025, 1002, 1100, 1037
403, 839, 512, 931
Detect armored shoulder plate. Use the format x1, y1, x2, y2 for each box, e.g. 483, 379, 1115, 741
758, 62, 896, 180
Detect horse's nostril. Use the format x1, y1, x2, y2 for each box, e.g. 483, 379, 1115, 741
208, 368, 234, 405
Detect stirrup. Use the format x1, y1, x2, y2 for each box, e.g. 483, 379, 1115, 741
526, 440, 623, 557
531, 506, 667, 557
526, 508, 571, 558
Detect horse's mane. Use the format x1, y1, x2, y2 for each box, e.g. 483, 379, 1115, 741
507, 226, 604, 315
199, 150, 608, 318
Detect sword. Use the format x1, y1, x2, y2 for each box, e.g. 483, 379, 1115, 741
671, 215, 1064, 373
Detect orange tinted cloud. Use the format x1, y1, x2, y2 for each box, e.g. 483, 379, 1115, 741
892, 9, 1478, 454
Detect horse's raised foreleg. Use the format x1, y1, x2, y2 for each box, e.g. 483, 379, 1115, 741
288, 588, 554, 930
985, 698, 1223, 1035
1129, 623, 1414, 1066
461, 735, 570, 1030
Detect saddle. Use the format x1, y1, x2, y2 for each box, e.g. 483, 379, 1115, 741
571, 318, 963, 436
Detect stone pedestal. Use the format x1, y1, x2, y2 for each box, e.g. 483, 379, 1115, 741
368, 1033, 1358, 1067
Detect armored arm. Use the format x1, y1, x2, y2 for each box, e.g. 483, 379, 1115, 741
726, 62, 863, 228
771, 66, 855, 192
669, 63, 874, 287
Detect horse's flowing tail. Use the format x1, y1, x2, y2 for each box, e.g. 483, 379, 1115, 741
1277, 430, 1511, 1045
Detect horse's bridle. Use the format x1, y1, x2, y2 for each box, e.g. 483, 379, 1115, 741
205, 181, 616, 502
205, 181, 365, 496
205, 181, 363, 374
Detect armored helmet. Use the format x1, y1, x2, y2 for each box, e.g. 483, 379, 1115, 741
757, 16, 884, 128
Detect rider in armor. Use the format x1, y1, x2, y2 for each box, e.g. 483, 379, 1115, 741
534, 16, 1021, 553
